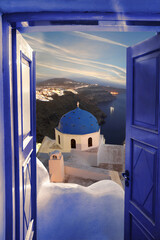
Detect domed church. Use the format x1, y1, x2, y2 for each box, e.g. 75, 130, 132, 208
55, 102, 100, 152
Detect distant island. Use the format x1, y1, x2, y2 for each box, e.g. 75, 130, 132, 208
36, 78, 125, 143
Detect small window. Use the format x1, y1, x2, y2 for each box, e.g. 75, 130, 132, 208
51, 155, 57, 160
58, 135, 60, 145
71, 139, 76, 149
88, 137, 92, 147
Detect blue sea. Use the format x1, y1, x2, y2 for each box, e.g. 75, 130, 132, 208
98, 92, 126, 145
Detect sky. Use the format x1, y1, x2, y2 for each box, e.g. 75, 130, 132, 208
23, 31, 155, 88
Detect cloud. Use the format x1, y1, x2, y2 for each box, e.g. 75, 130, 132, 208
37, 62, 125, 85
23, 34, 72, 54
24, 33, 126, 85
55, 55, 126, 79
36, 72, 53, 79
25, 35, 126, 78
74, 32, 128, 48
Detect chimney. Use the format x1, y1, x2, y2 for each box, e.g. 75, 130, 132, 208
49, 150, 64, 183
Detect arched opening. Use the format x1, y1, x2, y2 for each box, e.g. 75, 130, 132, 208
71, 139, 76, 149
58, 135, 60, 145
88, 137, 92, 147
51, 154, 57, 160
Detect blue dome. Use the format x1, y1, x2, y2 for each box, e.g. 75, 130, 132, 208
57, 107, 100, 135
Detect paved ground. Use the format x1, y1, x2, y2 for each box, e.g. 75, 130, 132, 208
65, 175, 98, 186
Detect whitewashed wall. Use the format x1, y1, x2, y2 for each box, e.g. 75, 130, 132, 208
98, 140, 125, 170
70, 150, 97, 166
0, 13, 5, 240
80, 131, 100, 151
55, 129, 100, 152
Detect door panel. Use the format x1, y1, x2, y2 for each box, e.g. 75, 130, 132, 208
22, 154, 32, 238
131, 141, 156, 222
131, 217, 155, 240
133, 52, 159, 130
13, 30, 36, 240
125, 34, 160, 240
21, 54, 31, 139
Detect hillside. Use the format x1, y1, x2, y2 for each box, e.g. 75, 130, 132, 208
36, 78, 87, 89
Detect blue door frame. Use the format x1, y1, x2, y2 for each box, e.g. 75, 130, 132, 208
2, 18, 37, 240
12, 29, 37, 240
2, 17, 13, 240
2, 11, 160, 240
3, 12, 160, 32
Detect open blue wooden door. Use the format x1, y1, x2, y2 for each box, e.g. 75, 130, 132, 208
12, 30, 37, 240
125, 34, 160, 239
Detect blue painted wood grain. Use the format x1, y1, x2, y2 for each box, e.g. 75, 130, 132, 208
125, 33, 160, 240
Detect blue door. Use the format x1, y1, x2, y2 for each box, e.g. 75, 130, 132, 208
125, 34, 160, 239
12, 30, 37, 240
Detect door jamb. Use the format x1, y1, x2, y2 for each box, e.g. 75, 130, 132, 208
2, 11, 160, 240
2, 17, 13, 240
2, 20, 37, 240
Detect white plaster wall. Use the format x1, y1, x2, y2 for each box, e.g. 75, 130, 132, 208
97, 135, 106, 162
55, 129, 81, 152
70, 150, 97, 166
55, 129, 100, 152
55, 129, 62, 148
98, 143, 125, 167
0, 13, 5, 240
80, 131, 100, 151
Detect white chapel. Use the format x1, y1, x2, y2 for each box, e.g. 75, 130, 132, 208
55, 102, 100, 152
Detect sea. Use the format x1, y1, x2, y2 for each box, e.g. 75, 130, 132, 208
98, 92, 126, 145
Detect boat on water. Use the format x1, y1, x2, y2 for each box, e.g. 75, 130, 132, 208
110, 106, 114, 114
